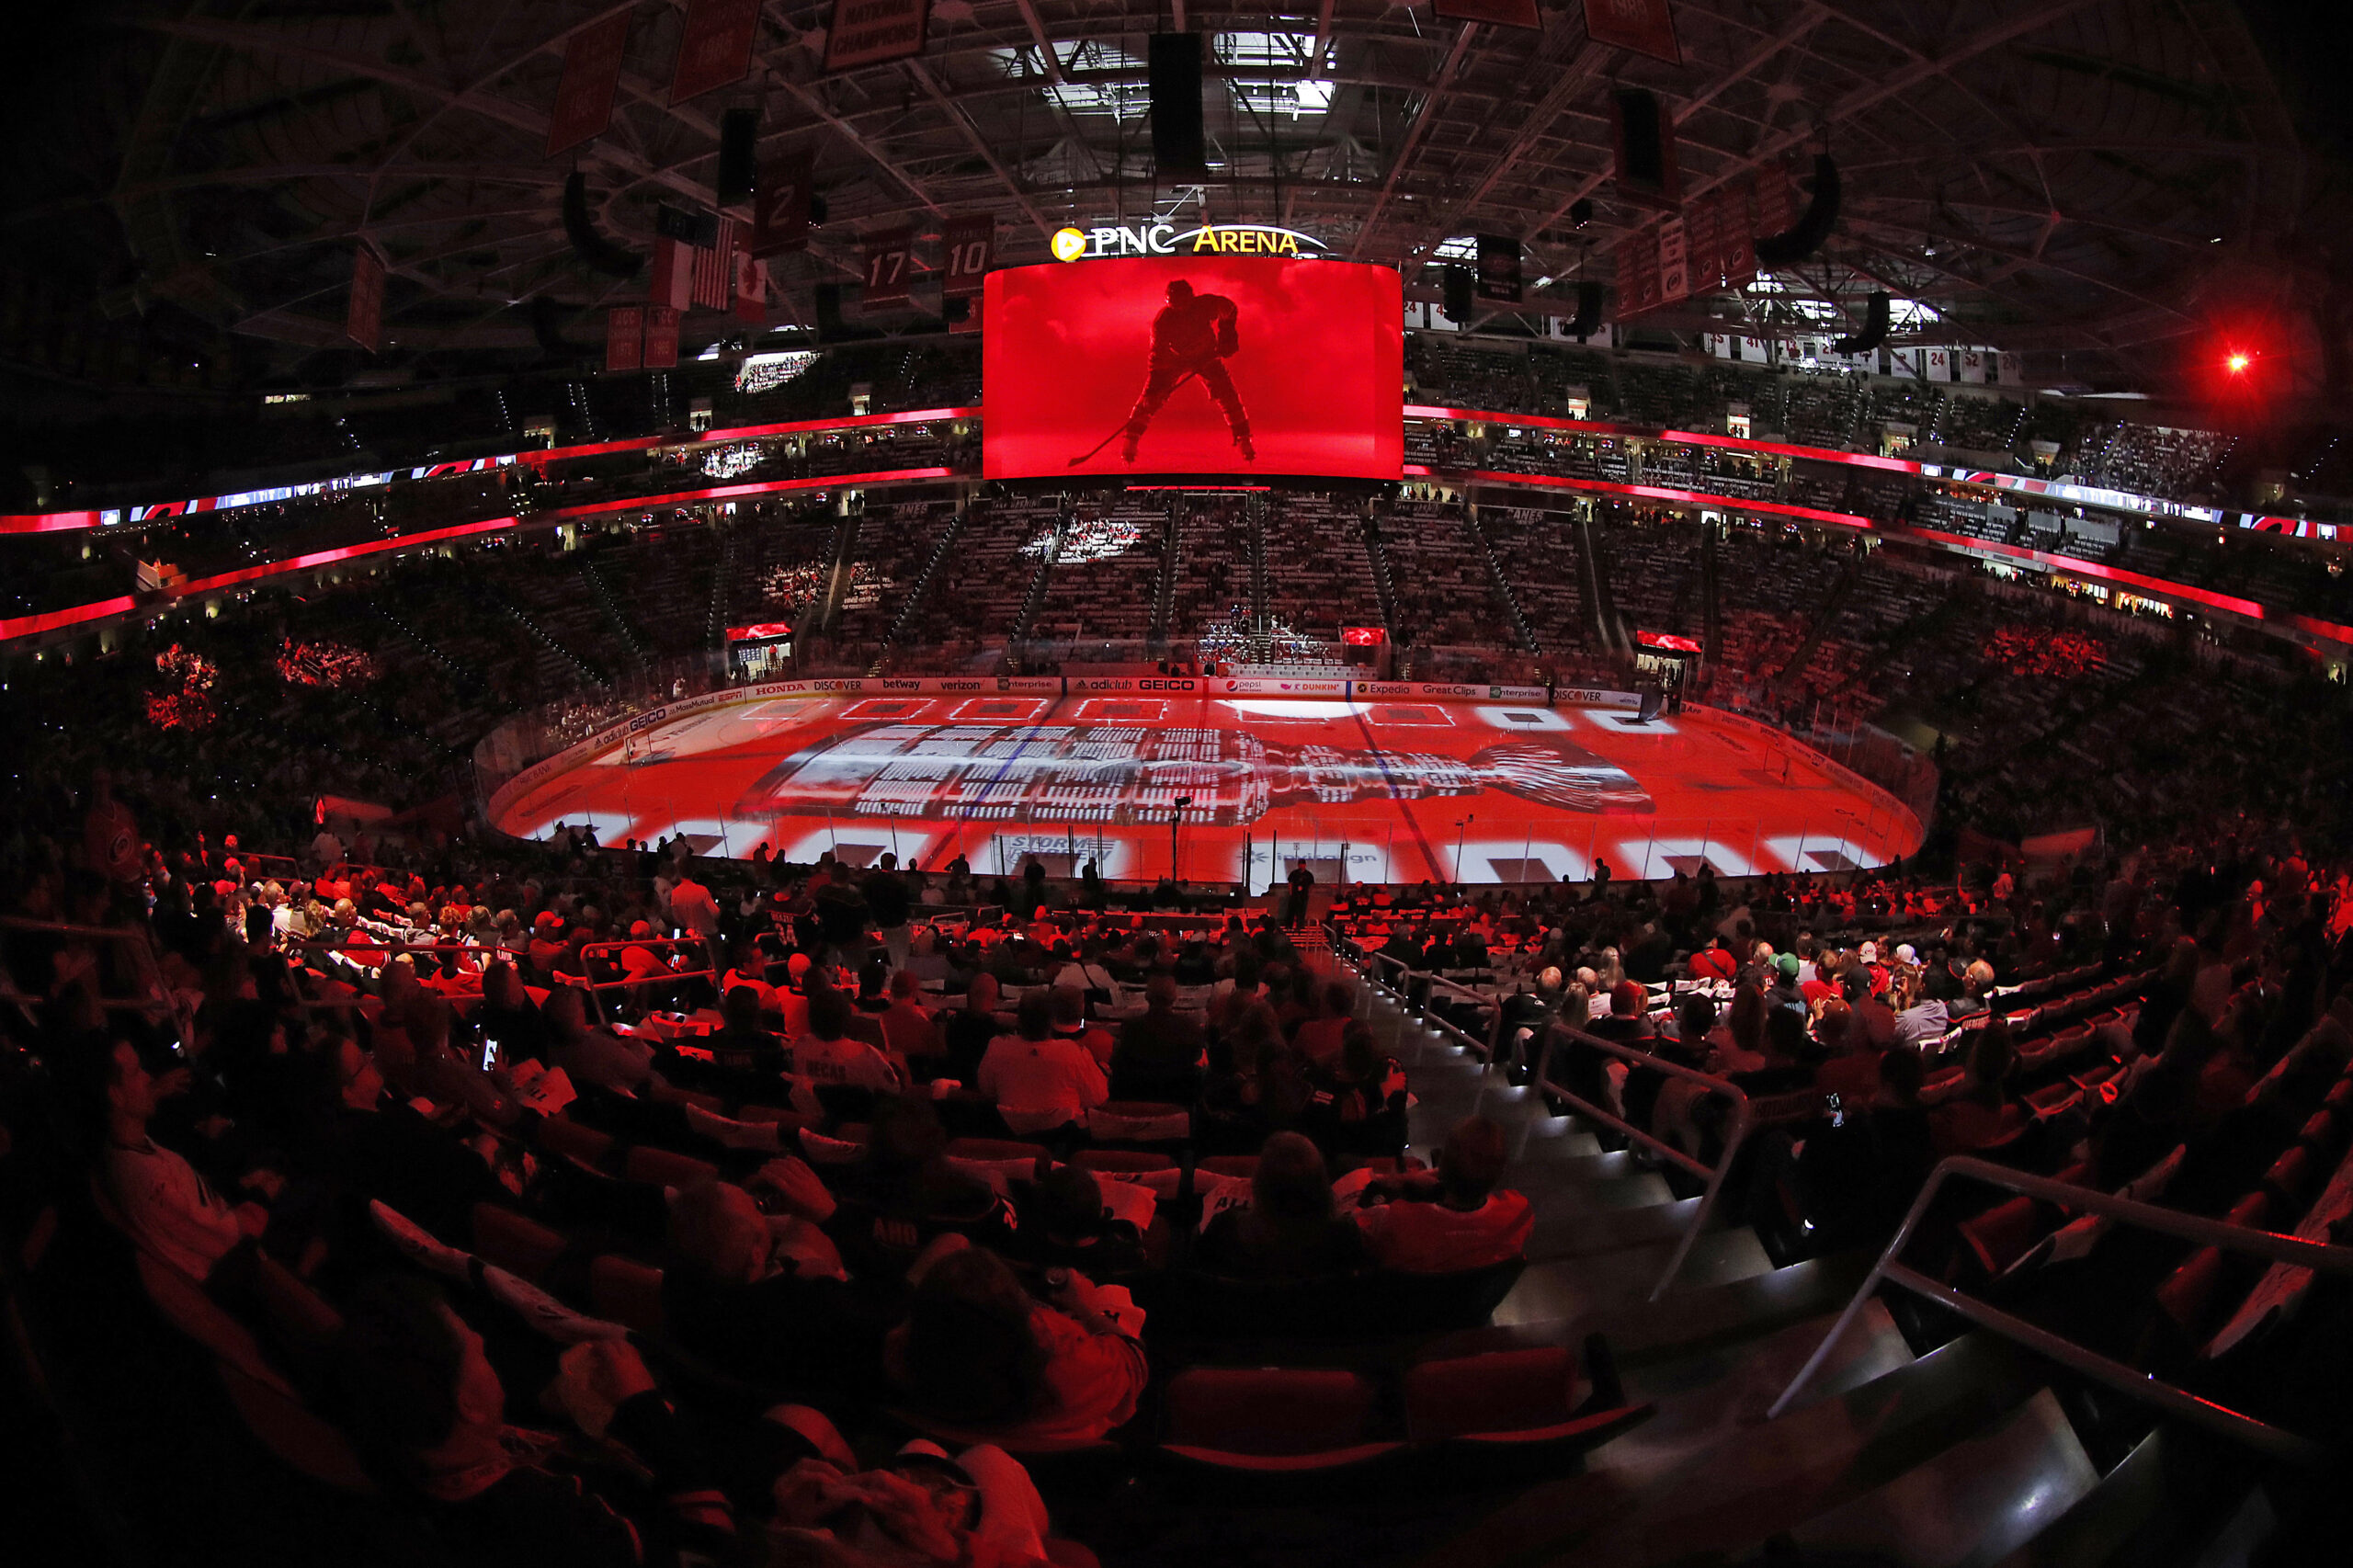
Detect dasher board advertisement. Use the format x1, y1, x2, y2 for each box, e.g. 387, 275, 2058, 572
983, 256, 1404, 482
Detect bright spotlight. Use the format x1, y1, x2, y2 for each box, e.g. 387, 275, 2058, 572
2226, 351, 2251, 374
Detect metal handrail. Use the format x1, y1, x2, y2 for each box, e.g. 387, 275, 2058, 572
1535, 1022, 1756, 1301
0, 915, 190, 1048
1764, 1154, 2353, 1465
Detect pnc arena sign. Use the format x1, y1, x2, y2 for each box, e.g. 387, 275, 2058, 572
1051, 222, 1328, 263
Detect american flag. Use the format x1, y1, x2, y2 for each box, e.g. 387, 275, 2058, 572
691, 218, 737, 312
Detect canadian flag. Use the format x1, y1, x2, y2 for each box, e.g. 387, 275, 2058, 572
733, 250, 767, 323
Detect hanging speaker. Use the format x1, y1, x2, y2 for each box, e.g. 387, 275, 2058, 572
716, 108, 757, 207
563, 174, 642, 278
1756, 153, 1842, 268
1611, 89, 1680, 206
1443, 265, 1475, 323
1568, 279, 1604, 339
1833, 290, 1891, 356
1148, 34, 1207, 179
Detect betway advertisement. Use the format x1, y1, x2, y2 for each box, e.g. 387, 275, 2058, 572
983, 256, 1404, 482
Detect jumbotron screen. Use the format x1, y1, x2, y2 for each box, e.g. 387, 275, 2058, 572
983, 256, 1404, 482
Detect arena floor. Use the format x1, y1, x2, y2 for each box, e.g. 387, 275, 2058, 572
494, 693, 1923, 886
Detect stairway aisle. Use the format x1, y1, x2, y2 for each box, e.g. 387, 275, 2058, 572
1334, 967, 2204, 1568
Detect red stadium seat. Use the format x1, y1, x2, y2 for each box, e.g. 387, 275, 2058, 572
471, 1204, 568, 1284
622, 1145, 721, 1190
538, 1117, 615, 1166
588, 1256, 666, 1337
1403, 1344, 1652, 1454
1162, 1368, 1401, 1472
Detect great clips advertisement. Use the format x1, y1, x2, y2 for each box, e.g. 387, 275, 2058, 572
983, 256, 1404, 482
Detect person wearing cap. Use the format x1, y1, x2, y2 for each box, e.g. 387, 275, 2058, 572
1687, 932, 1738, 984
1768, 952, 1809, 1014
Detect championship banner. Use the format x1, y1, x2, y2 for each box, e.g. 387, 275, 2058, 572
1475, 234, 1523, 302
1717, 181, 1756, 288
1655, 216, 1689, 301
1681, 199, 1718, 297
1584, 0, 1682, 64
824, 0, 930, 72
949, 291, 983, 335
545, 9, 631, 155
605, 304, 643, 373
642, 305, 682, 369
1432, 0, 1542, 28
1613, 230, 1661, 317
346, 245, 385, 352
668, 0, 762, 104
861, 227, 915, 308
941, 213, 995, 298
749, 150, 814, 257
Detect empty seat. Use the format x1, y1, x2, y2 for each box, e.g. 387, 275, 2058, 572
588, 1255, 666, 1336
1403, 1343, 1648, 1452
1162, 1368, 1400, 1471
471, 1204, 568, 1284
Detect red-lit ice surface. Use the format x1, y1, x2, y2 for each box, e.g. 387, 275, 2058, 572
494, 693, 1922, 885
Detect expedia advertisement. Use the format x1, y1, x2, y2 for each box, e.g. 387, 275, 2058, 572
982, 257, 1404, 483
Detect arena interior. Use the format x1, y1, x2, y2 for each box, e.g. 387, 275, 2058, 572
4, 2, 2353, 1564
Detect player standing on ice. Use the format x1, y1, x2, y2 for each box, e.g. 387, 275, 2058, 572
1118, 278, 1254, 463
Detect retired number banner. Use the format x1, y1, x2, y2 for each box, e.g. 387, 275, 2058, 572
941, 214, 995, 298
861, 227, 915, 308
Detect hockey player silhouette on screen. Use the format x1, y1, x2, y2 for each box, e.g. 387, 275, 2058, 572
1113, 279, 1254, 464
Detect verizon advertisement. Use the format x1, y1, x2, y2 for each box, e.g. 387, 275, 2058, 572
983, 257, 1404, 482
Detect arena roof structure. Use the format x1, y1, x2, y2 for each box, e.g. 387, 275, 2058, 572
4, 1, 2340, 392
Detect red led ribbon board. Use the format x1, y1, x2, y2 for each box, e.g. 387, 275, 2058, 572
983, 256, 1404, 483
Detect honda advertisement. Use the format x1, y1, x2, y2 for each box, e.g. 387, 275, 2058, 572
983, 256, 1404, 482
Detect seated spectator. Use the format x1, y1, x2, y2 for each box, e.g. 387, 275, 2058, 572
544, 985, 659, 1101
79, 1033, 267, 1282
662, 1179, 892, 1400
1351, 1115, 1533, 1274
1197, 1131, 1370, 1278
941, 973, 1003, 1085
1291, 981, 1356, 1069
977, 992, 1108, 1136
1687, 934, 1738, 984
1811, 1001, 1881, 1107
1796, 1044, 1937, 1251
710, 985, 785, 1074
1931, 1022, 2026, 1154
1844, 967, 1897, 1051
883, 1245, 1147, 1445
880, 970, 947, 1079
1109, 975, 1206, 1102
1010, 1164, 1145, 1278
1588, 980, 1655, 1044
306, 1034, 515, 1245
476, 961, 553, 1068
790, 985, 905, 1118
826, 1096, 1017, 1277
333, 1274, 738, 1565
1047, 985, 1115, 1072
